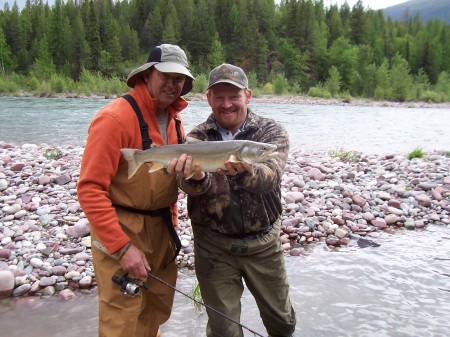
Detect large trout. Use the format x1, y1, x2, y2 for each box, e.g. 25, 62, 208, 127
120, 139, 278, 179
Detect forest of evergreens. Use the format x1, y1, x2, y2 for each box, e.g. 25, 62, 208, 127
0, 0, 449, 102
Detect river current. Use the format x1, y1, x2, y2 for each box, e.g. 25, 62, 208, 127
1, 96, 450, 154
0, 97, 450, 336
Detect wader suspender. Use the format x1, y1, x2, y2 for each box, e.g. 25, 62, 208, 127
117, 94, 182, 262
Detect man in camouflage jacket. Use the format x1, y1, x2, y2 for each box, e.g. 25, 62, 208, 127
171, 63, 296, 337
180, 108, 288, 236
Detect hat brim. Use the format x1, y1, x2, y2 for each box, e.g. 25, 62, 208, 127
126, 62, 194, 91
207, 79, 246, 90
154, 62, 194, 79
126, 62, 157, 88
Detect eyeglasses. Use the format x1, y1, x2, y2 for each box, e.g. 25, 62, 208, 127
158, 72, 186, 85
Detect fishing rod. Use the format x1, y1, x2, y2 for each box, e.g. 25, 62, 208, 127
111, 271, 266, 337
94, 240, 266, 336
148, 273, 266, 337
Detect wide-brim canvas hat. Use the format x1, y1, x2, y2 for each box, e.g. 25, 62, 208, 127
126, 44, 194, 96
207, 63, 249, 90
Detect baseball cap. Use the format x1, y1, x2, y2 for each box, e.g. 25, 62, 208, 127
126, 44, 194, 96
207, 63, 249, 90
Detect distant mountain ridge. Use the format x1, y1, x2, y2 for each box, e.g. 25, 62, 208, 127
383, 0, 450, 24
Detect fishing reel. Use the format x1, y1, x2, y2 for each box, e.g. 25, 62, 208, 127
112, 273, 148, 297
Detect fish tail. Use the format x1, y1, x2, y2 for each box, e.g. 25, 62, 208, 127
120, 148, 141, 179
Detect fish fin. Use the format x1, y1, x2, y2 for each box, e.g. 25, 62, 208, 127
229, 155, 242, 163
185, 136, 203, 144
148, 163, 165, 173
120, 148, 142, 179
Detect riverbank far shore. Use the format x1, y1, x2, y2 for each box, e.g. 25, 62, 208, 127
191, 93, 450, 109
4, 91, 450, 109
0, 142, 449, 300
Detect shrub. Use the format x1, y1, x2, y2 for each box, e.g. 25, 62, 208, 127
435, 71, 450, 96
373, 86, 390, 101
419, 90, 443, 103
307, 85, 332, 99
410, 69, 431, 100
192, 73, 208, 94
251, 87, 262, 97
27, 76, 41, 92
50, 74, 69, 93
289, 82, 302, 94
339, 91, 353, 103
325, 66, 341, 97
0, 74, 20, 92
390, 54, 413, 101
105, 76, 127, 96
79, 69, 100, 93
261, 82, 274, 95
273, 73, 289, 95
247, 70, 258, 90
307, 86, 322, 97
34, 80, 53, 97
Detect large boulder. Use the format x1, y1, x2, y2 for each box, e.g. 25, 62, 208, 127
0, 270, 15, 297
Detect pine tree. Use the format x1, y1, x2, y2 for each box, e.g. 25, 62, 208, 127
328, 36, 358, 91
160, 0, 181, 45
326, 5, 343, 47
86, 0, 101, 71
349, 0, 367, 45
49, 0, 66, 70
390, 53, 413, 101
29, 35, 56, 80
0, 27, 13, 73
207, 33, 225, 69
71, 10, 89, 80
146, 6, 163, 49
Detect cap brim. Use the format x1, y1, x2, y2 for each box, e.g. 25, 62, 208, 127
154, 62, 194, 79
207, 79, 246, 90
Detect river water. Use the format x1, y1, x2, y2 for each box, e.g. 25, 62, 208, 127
1, 97, 450, 336
1, 225, 449, 336
1, 96, 450, 153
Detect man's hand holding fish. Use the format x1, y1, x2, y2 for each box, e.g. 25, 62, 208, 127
167, 153, 206, 180
167, 153, 253, 178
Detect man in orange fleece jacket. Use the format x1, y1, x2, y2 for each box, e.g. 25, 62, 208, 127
77, 44, 194, 337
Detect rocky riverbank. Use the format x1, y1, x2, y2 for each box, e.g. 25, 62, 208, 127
191, 93, 450, 109
0, 142, 449, 300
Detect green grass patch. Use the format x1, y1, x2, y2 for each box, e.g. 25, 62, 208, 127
43, 147, 64, 160
328, 147, 360, 162
190, 279, 203, 312
407, 147, 426, 160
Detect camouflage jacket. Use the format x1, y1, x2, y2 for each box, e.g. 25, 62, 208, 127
178, 109, 289, 236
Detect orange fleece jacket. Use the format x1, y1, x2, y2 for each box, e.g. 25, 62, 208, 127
77, 81, 187, 254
